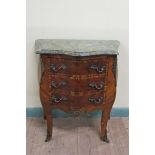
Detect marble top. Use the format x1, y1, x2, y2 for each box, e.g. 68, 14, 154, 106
35, 39, 120, 56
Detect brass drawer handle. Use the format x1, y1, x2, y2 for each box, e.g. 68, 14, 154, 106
51, 95, 68, 103
51, 81, 67, 88
51, 64, 67, 72
90, 64, 106, 73
89, 81, 104, 90
89, 97, 103, 104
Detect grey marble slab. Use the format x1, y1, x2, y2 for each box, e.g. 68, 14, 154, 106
35, 39, 120, 56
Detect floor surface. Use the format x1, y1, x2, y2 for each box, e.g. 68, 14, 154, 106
27, 117, 128, 155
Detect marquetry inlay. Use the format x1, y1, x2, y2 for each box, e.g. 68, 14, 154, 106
70, 91, 104, 96
70, 74, 105, 80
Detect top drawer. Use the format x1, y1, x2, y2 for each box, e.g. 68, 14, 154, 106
48, 55, 109, 75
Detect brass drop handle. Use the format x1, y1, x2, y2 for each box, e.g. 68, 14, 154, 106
89, 97, 103, 104
89, 81, 104, 90
51, 64, 67, 72
51, 95, 68, 103
90, 64, 106, 73
51, 81, 67, 88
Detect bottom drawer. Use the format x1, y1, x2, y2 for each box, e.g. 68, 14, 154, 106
50, 91, 105, 103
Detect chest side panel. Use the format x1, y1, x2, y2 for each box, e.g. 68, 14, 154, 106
103, 55, 117, 107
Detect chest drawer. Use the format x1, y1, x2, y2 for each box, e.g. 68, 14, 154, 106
50, 74, 106, 91
48, 55, 109, 75
49, 91, 106, 108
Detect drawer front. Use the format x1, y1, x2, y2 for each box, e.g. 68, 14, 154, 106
48, 55, 109, 75
50, 74, 106, 91
49, 89, 105, 106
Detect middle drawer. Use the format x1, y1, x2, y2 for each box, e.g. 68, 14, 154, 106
50, 75, 106, 91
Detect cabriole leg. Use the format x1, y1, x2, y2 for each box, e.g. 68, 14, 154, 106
41, 102, 53, 142
45, 114, 52, 142
100, 109, 110, 143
